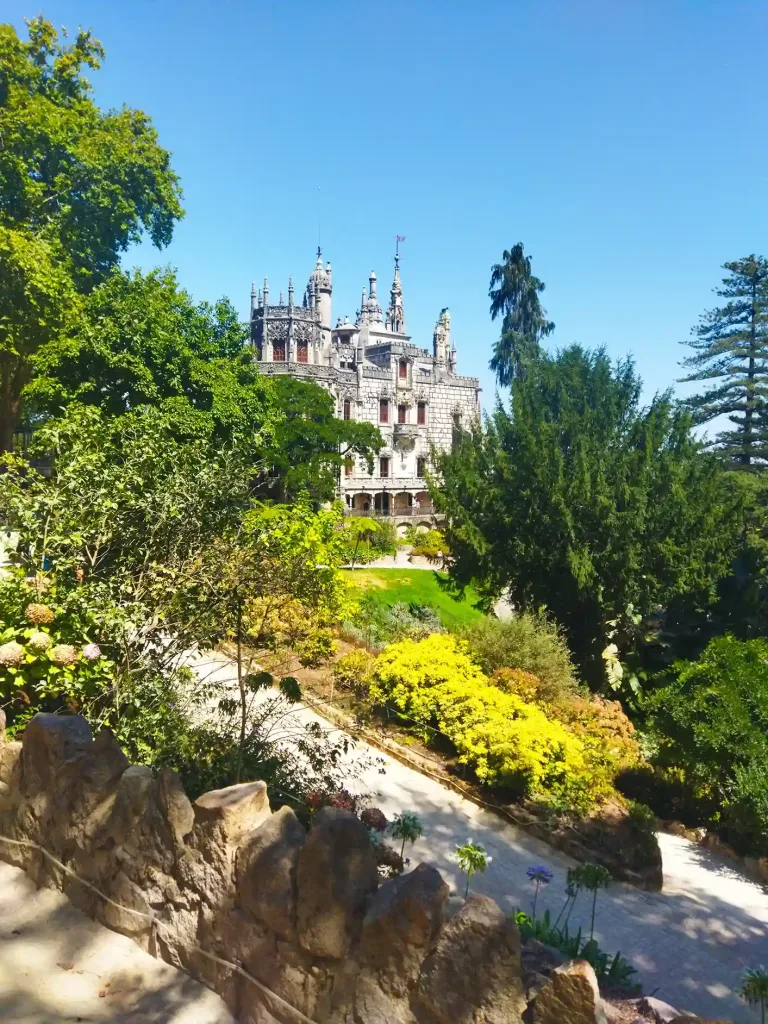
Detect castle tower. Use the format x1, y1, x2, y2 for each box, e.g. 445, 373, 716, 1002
308, 248, 332, 329
433, 308, 451, 371
386, 252, 405, 334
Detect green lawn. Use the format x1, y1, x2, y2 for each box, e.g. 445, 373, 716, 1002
342, 568, 485, 631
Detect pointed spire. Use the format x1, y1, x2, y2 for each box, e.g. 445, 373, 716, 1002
387, 251, 405, 333
288, 276, 294, 306
251, 281, 257, 313
263, 278, 269, 306
258, 288, 263, 306
365, 271, 382, 323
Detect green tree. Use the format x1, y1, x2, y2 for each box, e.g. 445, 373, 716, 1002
24, 268, 261, 435
267, 376, 382, 501
488, 243, 554, 386
741, 966, 768, 1024
0, 17, 183, 452
680, 256, 768, 469
433, 346, 742, 686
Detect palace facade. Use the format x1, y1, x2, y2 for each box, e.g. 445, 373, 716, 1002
250, 249, 480, 525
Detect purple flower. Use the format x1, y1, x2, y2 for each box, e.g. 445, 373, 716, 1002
81, 643, 101, 661
526, 865, 553, 884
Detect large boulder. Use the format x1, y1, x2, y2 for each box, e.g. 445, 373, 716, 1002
195, 781, 271, 848
359, 863, 448, 985
296, 807, 378, 959
530, 959, 607, 1024
236, 804, 306, 938
418, 893, 526, 1024
636, 996, 687, 1023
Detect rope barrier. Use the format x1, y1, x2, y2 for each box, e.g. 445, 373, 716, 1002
0, 833, 317, 1024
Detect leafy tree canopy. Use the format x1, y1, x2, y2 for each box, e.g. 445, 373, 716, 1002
679, 256, 768, 469
0, 16, 184, 451
433, 345, 742, 686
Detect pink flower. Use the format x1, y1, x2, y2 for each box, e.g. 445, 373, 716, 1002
81, 643, 101, 661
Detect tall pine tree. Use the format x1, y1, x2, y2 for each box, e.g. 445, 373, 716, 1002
488, 243, 555, 386
680, 256, 768, 470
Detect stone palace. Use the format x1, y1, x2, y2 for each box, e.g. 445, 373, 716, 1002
250, 248, 481, 526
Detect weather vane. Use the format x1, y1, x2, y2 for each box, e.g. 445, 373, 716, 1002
396, 234, 406, 258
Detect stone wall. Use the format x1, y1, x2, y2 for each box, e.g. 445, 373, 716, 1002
0, 712, 535, 1024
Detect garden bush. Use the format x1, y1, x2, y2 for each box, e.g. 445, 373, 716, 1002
552, 695, 641, 800
371, 634, 594, 811
460, 613, 579, 704
641, 635, 768, 855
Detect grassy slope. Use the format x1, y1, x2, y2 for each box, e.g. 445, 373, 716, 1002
342, 568, 485, 631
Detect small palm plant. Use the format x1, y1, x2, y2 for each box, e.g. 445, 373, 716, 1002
389, 811, 425, 861
741, 966, 768, 1024
456, 839, 491, 898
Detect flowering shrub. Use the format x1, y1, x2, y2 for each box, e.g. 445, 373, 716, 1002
371, 635, 594, 812
0, 570, 112, 732
332, 649, 374, 696
551, 695, 641, 800
491, 667, 545, 703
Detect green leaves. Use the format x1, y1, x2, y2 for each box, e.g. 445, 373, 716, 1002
0, 17, 183, 450
434, 345, 742, 686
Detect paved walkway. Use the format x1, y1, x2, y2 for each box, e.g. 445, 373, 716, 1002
193, 650, 768, 1024
0, 861, 234, 1024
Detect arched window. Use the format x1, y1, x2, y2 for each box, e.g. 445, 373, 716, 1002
398, 404, 407, 424
273, 340, 286, 361
297, 341, 308, 363
343, 398, 351, 420
399, 359, 408, 380
379, 398, 389, 424
417, 401, 426, 425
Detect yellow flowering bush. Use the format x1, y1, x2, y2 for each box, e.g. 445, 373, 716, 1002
371, 635, 594, 812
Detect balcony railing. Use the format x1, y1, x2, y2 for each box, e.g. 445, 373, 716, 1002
347, 504, 436, 518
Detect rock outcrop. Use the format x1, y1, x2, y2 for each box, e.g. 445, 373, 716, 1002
0, 712, 730, 1024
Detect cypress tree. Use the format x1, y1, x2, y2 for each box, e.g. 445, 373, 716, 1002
680, 256, 768, 470
488, 243, 555, 386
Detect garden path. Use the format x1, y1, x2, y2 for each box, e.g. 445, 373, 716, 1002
0, 860, 234, 1024
192, 649, 768, 1024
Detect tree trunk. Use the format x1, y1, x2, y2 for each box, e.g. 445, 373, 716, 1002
744, 279, 758, 467
0, 354, 25, 455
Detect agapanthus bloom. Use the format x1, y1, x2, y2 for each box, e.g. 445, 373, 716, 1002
49, 644, 78, 667
28, 632, 53, 653
526, 865, 553, 884
25, 603, 55, 626
0, 641, 24, 667
81, 643, 101, 661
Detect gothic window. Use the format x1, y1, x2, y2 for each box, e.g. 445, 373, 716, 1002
379, 398, 389, 424
380, 456, 390, 477
417, 401, 426, 425
399, 359, 408, 380
297, 341, 308, 363
398, 404, 407, 424
343, 398, 351, 420
345, 459, 353, 477
273, 340, 286, 361
417, 456, 427, 477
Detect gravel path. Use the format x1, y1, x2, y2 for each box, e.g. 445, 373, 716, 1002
193, 649, 768, 1024
0, 861, 234, 1024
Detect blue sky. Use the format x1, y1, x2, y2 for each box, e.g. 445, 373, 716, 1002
9, 1, 768, 409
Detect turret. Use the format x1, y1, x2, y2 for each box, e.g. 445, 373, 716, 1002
251, 281, 258, 314
433, 308, 451, 370
386, 253, 405, 334
365, 271, 382, 323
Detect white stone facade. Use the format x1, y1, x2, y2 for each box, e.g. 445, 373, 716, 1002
251, 250, 481, 521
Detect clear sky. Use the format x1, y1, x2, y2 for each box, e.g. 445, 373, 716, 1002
8, 1, 768, 409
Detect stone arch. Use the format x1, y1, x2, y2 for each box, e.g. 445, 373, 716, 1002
351, 492, 372, 512
393, 491, 413, 514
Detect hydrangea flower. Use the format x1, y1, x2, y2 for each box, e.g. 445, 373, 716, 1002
0, 641, 25, 667
28, 631, 53, 653
81, 643, 101, 661
49, 644, 78, 667
25, 603, 55, 626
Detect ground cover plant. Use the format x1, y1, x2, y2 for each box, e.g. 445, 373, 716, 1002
341, 568, 484, 631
